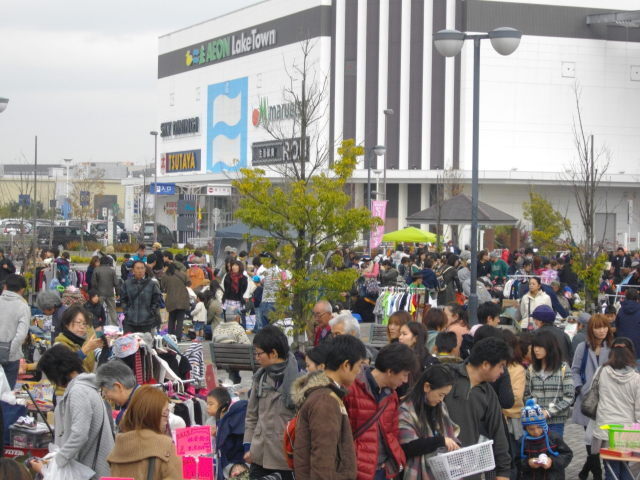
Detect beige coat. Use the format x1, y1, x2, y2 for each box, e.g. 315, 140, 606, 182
519, 290, 552, 329
503, 363, 526, 419
108, 429, 183, 480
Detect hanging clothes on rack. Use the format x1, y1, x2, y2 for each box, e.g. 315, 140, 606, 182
373, 287, 427, 324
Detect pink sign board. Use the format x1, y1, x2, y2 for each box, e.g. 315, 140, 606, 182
101, 478, 134, 480
175, 426, 213, 456
198, 456, 214, 480
182, 456, 198, 479
369, 200, 387, 250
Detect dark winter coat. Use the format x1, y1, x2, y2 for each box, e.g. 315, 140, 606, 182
83, 300, 106, 329
343, 367, 406, 480
443, 362, 511, 479
159, 271, 190, 312
222, 273, 248, 302
120, 278, 163, 328
0, 256, 16, 284
216, 400, 248, 480
517, 431, 573, 480
615, 300, 640, 359
292, 371, 357, 480
437, 266, 459, 306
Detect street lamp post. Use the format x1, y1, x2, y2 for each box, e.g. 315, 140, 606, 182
150, 131, 159, 244
382, 109, 393, 197
63, 158, 72, 199
366, 145, 386, 250
434, 27, 521, 325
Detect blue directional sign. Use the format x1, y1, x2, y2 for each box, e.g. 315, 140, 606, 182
150, 183, 176, 195
18, 194, 30, 207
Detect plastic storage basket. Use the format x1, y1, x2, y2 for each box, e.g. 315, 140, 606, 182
600, 424, 640, 449
427, 440, 495, 480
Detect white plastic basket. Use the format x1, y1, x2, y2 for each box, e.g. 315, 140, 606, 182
426, 440, 495, 480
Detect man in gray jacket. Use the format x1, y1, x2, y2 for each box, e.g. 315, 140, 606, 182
120, 261, 163, 333
93, 256, 119, 325
0, 274, 30, 388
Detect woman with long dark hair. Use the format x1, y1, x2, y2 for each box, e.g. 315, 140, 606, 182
524, 330, 574, 438
399, 365, 460, 480
222, 260, 248, 318
399, 322, 435, 372
591, 337, 640, 480
572, 314, 614, 480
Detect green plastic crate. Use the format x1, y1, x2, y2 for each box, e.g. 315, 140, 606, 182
600, 424, 640, 449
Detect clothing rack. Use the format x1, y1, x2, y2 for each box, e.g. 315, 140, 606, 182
380, 286, 426, 292
150, 379, 198, 389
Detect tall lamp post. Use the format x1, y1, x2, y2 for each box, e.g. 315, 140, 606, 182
150, 131, 159, 244
366, 145, 386, 250
434, 27, 521, 325
382, 109, 393, 197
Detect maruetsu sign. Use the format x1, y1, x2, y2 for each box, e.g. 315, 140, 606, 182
185, 28, 277, 67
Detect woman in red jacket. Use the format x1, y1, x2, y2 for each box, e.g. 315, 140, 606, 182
343, 343, 417, 480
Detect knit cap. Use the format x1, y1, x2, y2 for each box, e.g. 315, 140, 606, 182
520, 399, 558, 458
531, 305, 555, 323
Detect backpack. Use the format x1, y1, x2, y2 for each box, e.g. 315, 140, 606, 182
436, 266, 452, 292
283, 390, 344, 470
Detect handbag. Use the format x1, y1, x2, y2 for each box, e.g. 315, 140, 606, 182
581, 366, 603, 420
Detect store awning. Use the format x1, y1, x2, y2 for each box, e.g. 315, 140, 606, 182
406, 194, 518, 226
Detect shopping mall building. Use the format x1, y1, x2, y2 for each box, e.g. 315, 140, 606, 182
124, 0, 640, 248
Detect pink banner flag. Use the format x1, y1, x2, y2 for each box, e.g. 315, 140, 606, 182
369, 200, 387, 250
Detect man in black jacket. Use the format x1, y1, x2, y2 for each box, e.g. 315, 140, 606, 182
444, 337, 512, 480
120, 261, 163, 333
0, 248, 16, 287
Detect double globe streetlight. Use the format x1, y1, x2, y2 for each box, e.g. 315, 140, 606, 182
433, 27, 521, 325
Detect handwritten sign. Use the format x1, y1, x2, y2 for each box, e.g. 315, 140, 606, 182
182, 456, 198, 479
175, 426, 213, 456
198, 457, 214, 480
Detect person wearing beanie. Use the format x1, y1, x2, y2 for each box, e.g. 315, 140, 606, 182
518, 399, 573, 479
531, 305, 572, 363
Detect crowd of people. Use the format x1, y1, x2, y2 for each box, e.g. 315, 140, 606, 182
0, 240, 639, 480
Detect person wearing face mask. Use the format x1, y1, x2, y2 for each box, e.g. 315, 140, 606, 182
107, 385, 183, 479
399, 364, 461, 480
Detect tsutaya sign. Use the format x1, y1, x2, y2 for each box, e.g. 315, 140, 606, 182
185, 28, 277, 67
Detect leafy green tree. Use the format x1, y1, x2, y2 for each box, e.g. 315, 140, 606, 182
232, 139, 380, 334
522, 191, 570, 254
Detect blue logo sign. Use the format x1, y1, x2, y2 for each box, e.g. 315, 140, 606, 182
150, 183, 176, 195
18, 194, 30, 207
207, 77, 248, 173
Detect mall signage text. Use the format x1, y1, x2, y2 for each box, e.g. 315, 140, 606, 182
160, 117, 200, 138
185, 28, 277, 67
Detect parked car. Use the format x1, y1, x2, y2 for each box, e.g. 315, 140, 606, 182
37, 226, 97, 248
139, 222, 175, 247
91, 221, 125, 239
2, 222, 32, 235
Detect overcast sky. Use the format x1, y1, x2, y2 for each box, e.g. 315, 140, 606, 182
0, 0, 260, 167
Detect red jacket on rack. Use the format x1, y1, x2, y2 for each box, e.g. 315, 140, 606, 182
343, 367, 405, 480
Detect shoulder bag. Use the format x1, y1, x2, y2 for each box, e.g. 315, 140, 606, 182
581, 366, 603, 420
353, 400, 389, 439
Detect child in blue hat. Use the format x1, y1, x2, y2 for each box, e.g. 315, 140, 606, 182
518, 399, 573, 479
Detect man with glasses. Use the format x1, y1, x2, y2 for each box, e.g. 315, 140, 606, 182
312, 300, 333, 346
244, 325, 301, 479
